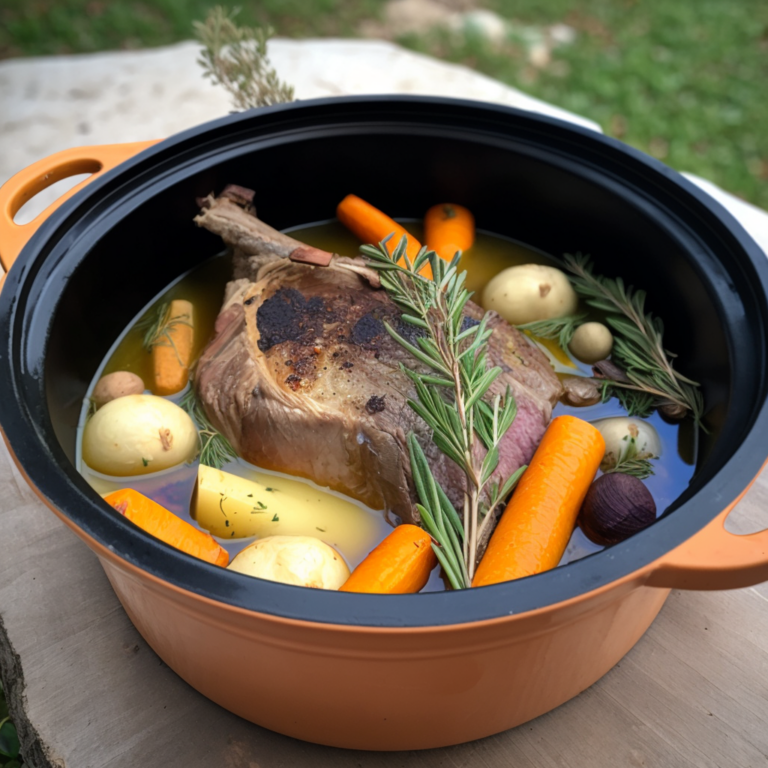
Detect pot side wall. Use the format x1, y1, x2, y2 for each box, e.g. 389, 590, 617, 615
98, 550, 669, 750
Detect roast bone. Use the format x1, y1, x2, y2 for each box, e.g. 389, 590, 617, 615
194, 190, 563, 539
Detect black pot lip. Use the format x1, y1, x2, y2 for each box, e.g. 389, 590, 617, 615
1, 94, 768, 628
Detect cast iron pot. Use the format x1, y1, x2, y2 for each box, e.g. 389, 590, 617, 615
1, 97, 768, 751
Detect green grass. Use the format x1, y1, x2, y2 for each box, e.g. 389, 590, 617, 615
0, 0, 380, 58
0, 680, 22, 768
400, 0, 768, 209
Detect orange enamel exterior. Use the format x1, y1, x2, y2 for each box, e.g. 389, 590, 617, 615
2, 140, 768, 750
5, 419, 768, 749
0, 140, 159, 273
340, 524, 437, 594
473, 416, 604, 586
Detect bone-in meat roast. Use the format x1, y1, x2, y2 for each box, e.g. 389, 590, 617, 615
194, 189, 563, 529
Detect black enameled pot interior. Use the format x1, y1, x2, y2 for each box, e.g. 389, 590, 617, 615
1, 97, 767, 627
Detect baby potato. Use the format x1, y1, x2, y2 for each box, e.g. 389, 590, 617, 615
481, 264, 578, 325
228, 536, 350, 589
92, 371, 145, 408
82, 394, 198, 476
569, 322, 614, 364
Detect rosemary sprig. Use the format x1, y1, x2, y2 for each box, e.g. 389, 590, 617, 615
194, 6, 294, 111
180, 387, 238, 470
362, 236, 524, 588
518, 312, 588, 350
598, 382, 656, 418
602, 435, 656, 480
563, 253, 704, 424
135, 302, 193, 366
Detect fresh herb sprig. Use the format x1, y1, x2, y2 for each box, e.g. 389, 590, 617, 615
194, 6, 294, 111
563, 253, 704, 424
135, 301, 193, 365
602, 435, 656, 480
518, 312, 588, 350
361, 236, 525, 588
180, 387, 238, 470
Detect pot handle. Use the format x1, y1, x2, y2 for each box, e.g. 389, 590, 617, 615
0, 140, 160, 275
646, 462, 768, 590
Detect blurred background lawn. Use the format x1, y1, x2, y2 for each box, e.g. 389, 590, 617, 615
1, 0, 767, 208
0, 0, 766, 204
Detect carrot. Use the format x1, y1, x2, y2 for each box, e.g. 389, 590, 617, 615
336, 194, 428, 275
472, 415, 605, 587
339, 524, 437, 594
152, 299, 194, 396
104, 488, 229, 567
423, 203, 475, 262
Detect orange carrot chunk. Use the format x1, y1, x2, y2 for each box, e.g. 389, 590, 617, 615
104, 488, 229, 567
472, 415, 605, 587
336, 194, 425, 269
423, 203, 475, 262
339, 524, 437, 594
152, 299, 194, 396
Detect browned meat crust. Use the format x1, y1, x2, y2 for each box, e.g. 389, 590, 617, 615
194, 194, 563, 530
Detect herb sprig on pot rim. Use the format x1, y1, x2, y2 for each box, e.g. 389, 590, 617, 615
194, 6, 294, 111
361, 236, 525, 589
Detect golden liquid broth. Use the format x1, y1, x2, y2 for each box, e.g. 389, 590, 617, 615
77, 221, 696, 584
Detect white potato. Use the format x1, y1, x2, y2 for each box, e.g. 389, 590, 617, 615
569, 322, 614, 364
481, 263, 578, 325
228, 536, 350, 589
593, 417, 662, 471
82, 394, 198, 476
192, 465, 385, 553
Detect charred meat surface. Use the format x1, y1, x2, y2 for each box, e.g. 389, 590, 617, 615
194, 192, 562, 529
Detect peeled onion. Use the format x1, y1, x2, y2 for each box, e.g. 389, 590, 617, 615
228, 536, 350, 589
82, 394, 198, 476
592, 417, 661, 472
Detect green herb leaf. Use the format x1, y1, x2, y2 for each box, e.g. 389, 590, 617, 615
194, 6, 294, 111
517, 312, 588, 349
363, 237, 522, 587
0, 719, 20, 759
564, 252, 704, 426
180, 387, 238, 469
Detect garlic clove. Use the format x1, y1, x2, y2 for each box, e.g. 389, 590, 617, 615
579, 473, 656, 545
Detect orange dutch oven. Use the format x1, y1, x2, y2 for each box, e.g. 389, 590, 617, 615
0, 97, 767, 750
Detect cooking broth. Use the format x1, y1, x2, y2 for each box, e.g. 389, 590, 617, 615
77, 220, 697, 586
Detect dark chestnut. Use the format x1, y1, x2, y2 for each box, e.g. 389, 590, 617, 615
579, 473, 657, 545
